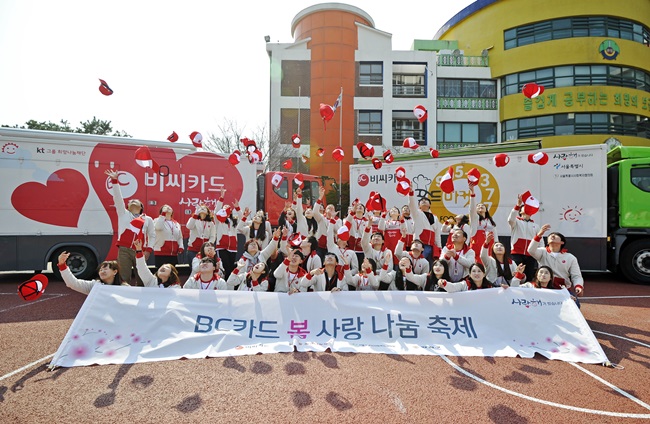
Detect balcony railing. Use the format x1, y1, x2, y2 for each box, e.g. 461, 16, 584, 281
393, 84, 426, 97
437, 55, 489, 67
436, 97, 498, 110
392, 128, 425, 145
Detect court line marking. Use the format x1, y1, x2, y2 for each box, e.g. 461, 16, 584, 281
440, 355, 650, 418
0, 354, 55, 382
569, 362, 650, 411
594, 330, 650, 349
0, 294, 67, 313
581, 296, 650, 300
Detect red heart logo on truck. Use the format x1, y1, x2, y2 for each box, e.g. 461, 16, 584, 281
11, 169, 89, 227
88, 144, 244, 260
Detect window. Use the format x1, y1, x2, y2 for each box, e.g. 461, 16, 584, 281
631, 167, 650, 193
392, 114, 425, 146
501, 113, 650, 140
438, 79, 496, 98
393, 63, 426, 97
437, 122, 497, 147
358, 111, 382, 134
504, 16, 650, 49
501, 65, 650, 97
359, 62, 383, 85
273, 177, 288, 200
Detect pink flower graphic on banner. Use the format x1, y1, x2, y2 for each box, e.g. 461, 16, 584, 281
575, 345, 590, 355
106, 350, 116, 357
71, 344, 91, 359
97, 338, 106, 346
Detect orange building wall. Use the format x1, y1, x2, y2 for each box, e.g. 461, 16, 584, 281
293, 9, 372, 184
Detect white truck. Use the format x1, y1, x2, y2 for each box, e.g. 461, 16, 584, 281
350, 141, 650, 283
0, 128, 258, 279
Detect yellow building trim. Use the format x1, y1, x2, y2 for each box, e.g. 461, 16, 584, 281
491, 39, 650, 77
500, 86, 650, 120
438, 0, 650, 67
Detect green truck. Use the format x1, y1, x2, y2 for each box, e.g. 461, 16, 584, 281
607, 146, 650, 283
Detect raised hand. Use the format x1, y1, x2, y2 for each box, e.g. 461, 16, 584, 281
105, 169, 119, 180
133, 239, 143, 251
58, 251, 70, 266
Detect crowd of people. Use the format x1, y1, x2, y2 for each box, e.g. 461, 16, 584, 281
57, 168, 585, 304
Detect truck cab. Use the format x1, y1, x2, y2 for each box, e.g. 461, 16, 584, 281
257, 172, 323, 226
607, 146, 650, 283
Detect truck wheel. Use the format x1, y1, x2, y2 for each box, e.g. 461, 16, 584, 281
51, 247, 98, 281
620, 239, 650, 284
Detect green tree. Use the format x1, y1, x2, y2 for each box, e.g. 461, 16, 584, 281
2, 117, 131, 137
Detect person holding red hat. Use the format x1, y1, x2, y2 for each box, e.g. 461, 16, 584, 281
186, 204, 217, 266
508, 194, 544, 282
58, 251, 127, 294
105, 169, 155, 286
214, 187, 240, 280
528, 224, 585, 302
326, 218, 359, 276
133, 239, 182, 288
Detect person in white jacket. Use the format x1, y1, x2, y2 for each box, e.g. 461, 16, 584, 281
408, 191, 442, 264
105, 169, 155, 286
58, 251, 126, 295
344, 257, 379, 291
227, 260, 270, 292
440, 229, 475, 282
183, 257, 229, 290
274, 249, 308, 293
134, 239, 182, 288
437, 263, 494, 292
480, 232, 522, 287
299, 253, 348, 292
153, 205, 184, 267
527, 224, 584, 297
186, 204, 216, 265
237, 207, 271, 250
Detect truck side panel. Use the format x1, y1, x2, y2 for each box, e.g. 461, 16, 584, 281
351, 144, 608, 270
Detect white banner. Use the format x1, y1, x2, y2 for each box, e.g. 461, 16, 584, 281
50, 286, 608, 368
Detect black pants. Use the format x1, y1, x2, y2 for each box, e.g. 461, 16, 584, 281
218, 250, 236, 280
511, 254, 538, 283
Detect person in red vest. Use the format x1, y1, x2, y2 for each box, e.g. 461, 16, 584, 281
105, 169, 155, 286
